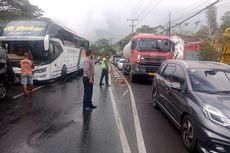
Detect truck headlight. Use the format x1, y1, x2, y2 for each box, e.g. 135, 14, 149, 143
34, 68, 47, 73
203, 105, 230, 127
137, 54, 141, 62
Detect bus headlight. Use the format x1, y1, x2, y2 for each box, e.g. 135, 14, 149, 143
34, 68, 47, 73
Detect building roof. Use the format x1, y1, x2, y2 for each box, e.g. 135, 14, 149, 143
174, 34, 201, 44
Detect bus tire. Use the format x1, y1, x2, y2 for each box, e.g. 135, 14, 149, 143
61, 65, 67, 80
0, 82, 8, 100
77, 69, 83, 77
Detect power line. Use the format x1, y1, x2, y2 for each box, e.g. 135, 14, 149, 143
171, 0, 209, 24
173, 0, 206, 15
139, 0, 162, 22
158, 0, 221, 34
131, 0, 146, 17
135, 0, 156, 18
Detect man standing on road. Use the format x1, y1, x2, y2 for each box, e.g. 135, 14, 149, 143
83, 49, 97, 111
20, 53, 34, 96
99, 56, 110, 87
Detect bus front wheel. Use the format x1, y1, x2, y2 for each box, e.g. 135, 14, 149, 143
61, 65, 67, 80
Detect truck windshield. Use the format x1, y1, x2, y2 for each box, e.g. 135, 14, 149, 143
137, 39, 173, 52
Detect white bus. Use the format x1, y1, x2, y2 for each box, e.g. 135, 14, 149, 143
0, 19, 89, 81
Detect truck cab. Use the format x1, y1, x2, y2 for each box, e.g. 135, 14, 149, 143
123, 33, 174, 82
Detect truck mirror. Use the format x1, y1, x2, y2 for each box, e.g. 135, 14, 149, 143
44, 35, 49, 51
131, 41, 135, 50
172, 43, 175, 52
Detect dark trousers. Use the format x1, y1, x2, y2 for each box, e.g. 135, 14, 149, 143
83, 77, 93, 108
100, 69, 108, 85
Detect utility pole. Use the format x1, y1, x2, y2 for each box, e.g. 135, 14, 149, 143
127, 18, 138, 35
168, 11, 171, 37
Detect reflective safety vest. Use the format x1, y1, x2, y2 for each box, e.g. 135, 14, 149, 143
20, 59, 33, 75
101, 59, 108, 69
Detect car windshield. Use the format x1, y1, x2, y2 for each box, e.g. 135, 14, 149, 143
189, 69, 230, 93
137, 39, 172, 52
119, 59, 127, 63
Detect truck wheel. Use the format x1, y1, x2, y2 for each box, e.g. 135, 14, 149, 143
0, 82, 8, 100
61, 65, 67, 80
122, 68, 128, 75
130, 73, 136, 83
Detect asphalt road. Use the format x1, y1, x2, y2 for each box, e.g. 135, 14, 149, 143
0, 66, 199, 153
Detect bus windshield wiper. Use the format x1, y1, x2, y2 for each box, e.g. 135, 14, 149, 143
205, 90, 230, 94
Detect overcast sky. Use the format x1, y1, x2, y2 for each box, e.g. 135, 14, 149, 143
29, 0, 229, 42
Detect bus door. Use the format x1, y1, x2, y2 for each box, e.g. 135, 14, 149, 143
49, 42, 63, 78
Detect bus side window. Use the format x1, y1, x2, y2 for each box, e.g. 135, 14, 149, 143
54, 43, 63, 55
49, 43, 54, 55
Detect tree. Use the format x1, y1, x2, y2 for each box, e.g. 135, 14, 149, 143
91, 39, 116, 56
220, 11, 230, 32
199, 41, 217, 61
206, 5, 218, 36
0, 0, 43, 22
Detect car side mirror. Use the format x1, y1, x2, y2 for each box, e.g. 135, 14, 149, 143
171, 82, 181, 91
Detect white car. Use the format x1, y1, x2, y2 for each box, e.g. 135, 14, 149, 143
117, 58, 127, 70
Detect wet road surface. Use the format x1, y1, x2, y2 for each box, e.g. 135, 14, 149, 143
0, 70, 122, 153
0, 65, 199, 153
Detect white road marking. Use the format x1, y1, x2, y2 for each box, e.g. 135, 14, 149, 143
117, 70, 148, 153
12, 85, 46, 99
122, 89, 129, 96
108, 73, 131, 153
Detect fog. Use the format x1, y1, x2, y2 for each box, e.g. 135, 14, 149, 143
29, 0, 229, 42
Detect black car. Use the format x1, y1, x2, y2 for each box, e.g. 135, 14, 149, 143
0, 48, 15, 100
152, 60, 230, 153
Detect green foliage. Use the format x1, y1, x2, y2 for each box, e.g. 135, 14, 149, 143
199, 41, 217, 61
0, 0, 43, 22
220, 11, 230, 32
91, 39, 116, 56
115, 34, 132, 51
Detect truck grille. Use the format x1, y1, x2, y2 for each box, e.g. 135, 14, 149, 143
145, 66, 159, 73
140, 56, 165, 66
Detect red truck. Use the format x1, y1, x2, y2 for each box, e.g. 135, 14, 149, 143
122, 33, 174, 82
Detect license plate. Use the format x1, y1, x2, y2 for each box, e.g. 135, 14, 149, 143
148, 72, 155, 76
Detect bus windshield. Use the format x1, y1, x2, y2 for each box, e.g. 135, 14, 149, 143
137, 39, 173, 52
2, 41, 49, 63
2, 21, 47, 36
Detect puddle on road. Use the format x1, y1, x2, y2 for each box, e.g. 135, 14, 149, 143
28, 120, 75, 145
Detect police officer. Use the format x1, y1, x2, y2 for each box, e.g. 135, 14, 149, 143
99, 56, 110, 87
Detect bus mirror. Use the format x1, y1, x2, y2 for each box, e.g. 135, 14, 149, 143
44, 35, 49, 51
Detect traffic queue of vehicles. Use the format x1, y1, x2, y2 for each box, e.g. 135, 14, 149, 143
1, 19, 230, 153
114, 33, 230, 153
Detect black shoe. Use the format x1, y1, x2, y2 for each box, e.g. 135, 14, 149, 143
90, 105, 97, 109
83, 107, 92, 112
106, 84, 110, 87
99, 83, 104, 86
